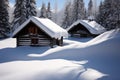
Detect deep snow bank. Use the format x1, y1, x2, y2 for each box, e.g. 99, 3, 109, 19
0, 38, 16, 49
0, 59, 106, 80
0, 29, 120, 80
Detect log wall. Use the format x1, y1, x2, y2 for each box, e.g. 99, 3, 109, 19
17, 34, 51, 46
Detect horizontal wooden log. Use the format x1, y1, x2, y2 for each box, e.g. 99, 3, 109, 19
19, 43, 31, 46
19, 39, 30, 41
38, 42, 50, 44
19, 42, 31, 44
19, 38, 30, 39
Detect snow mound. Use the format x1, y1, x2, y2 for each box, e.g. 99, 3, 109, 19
0, 29, 120, 80
0, 60, 106, 80
0, 38, 16, 49
80, 68, 107, 80
87, 29, 120, 45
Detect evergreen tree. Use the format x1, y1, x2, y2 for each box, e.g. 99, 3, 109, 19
62, 2, 72, 29
84, 8, 87, 19
113, 0, 120, 29
93, 0, 97, 17
0, 0, 10, 38
79, 0, 86, 19
40, 3, 47, 18
72, 0, 78, 22
5, 0, 9, 9
46, 2, 52, 19
72, 0, 86, 23
96, 1, 105, 26
96, 0, 120, 30
88, 0, 93, 18
12, 0, 27, 31
53, 0, 58, 24
26, 0, 37, 19
102, 0, 113, 30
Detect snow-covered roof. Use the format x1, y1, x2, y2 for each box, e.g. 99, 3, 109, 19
67, 20, 106, 35
12, 16, 68, 39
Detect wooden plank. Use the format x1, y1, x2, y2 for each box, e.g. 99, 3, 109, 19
19, 40, 31, 42
38, 38, 50, 40
19, 44, 30, 46
17, 38, 19, 46
19, 38, 30, 39
19, 42, 31, 44
38, 40, 50, 42
39, 42, 50, 43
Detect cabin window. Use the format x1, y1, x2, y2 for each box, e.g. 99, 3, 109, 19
28, 27, 38, 34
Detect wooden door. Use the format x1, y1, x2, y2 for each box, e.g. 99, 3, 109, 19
28, 26, 39, 45
31, 38, 38, 45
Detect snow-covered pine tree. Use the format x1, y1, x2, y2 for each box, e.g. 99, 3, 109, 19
62, 2, 72, 29
84, 8, 87, 19
40, 3, 47, 18
102, 0, 113, 30
88, 0, 93, 19
0, 0, 10, 38
96, 0, 120, 30
79, 0, 86, 19
12, 0, 27, 31
72, 0, 78, 22
110, 0, 120, 29
96, 1, 105, 26
5, 0, 9, 9
53, 0, 58, 24
26, 0, 37, 19
93, 0, 97, 18
46, 2, 52, 19
72, 0, 86, 23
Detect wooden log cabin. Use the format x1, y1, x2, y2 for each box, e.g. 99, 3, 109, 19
67, 20, 106, 37
12, 17, 68, 47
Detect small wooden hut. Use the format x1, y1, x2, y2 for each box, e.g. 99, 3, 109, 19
67, 20, 106, 37
12, 16, 68, 47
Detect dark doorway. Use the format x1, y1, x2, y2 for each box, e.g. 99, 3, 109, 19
31, 38, 38, 45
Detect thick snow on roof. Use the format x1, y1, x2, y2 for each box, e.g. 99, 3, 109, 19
67, 20, 106, 35
12, 16, 68, 39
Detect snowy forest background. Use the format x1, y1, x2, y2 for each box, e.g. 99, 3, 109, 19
0, 0, 120, 38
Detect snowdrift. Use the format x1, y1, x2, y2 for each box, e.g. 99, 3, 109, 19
0, 29, 120, 80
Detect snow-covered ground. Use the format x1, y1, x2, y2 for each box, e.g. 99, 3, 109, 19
0, 29, 120, 80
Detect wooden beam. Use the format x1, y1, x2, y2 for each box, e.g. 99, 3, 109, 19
60, 37, 63, 46
17, 37, 19, 47
50, 38, 55, 48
